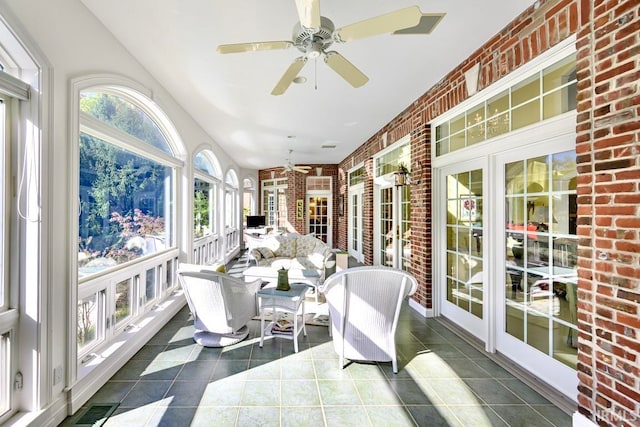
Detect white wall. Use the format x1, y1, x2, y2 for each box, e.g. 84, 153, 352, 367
1, 0, 248, 424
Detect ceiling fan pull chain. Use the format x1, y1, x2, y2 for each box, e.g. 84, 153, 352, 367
314, 57, 318, 90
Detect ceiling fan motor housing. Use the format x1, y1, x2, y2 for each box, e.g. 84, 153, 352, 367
293, 16, 335, 55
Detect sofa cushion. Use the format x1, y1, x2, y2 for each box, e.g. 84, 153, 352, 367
295, 234, 320, 257
274, 235, 297, 258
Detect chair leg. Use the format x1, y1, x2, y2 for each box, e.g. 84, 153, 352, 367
391, 347, 398, 373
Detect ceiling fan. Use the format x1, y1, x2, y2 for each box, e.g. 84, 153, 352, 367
279, 150, 312, 174
217, 1, 444, 95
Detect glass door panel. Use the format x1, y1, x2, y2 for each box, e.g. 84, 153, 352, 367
348, 188, 364, 262
503, 150, 577, 369
308, 196, 331, 245
399, 185, 411, 271
377, 185, 411, 270
379, 187, 394, 267
445, 168, 484, 320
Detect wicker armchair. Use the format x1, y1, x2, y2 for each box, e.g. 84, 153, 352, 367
320, 266, 418, 373
177, 263, 262, 347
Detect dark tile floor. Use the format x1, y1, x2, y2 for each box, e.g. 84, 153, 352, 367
61, 302, 572, 426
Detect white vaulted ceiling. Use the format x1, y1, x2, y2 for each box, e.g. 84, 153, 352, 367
81, 0, 536, 169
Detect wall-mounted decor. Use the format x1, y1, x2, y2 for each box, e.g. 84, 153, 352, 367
296, 199, 304, 219
338, 195, 344, 217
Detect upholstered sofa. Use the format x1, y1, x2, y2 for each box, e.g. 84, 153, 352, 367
249, 233, 335, 278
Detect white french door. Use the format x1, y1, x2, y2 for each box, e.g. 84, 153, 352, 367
375, 182, 410, 270
434, 131, 578, 400
437, 159, 487, 341
348, 186, 364, 262
307, 195, 332, 246
494, 137, 578, 399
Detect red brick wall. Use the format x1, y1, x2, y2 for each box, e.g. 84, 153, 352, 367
338, 0, 581, 309
258, 165, 339, 237
258, 2, 640, 421
575, 1, 640, 425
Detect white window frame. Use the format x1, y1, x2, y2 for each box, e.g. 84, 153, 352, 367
261, 178, 288, 228
430, 36, 578, 401
347, 164, 365, 263
69, 76, 186, 403
372, 135, 411, 268
0, 16, 45, 421
193, 151, 222, 265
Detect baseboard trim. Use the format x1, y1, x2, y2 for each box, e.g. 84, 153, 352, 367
408, 298, 433, 318
573, 412, 597, 427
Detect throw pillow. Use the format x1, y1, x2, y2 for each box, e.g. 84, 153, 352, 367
258, 247, 275, 259
203, 262, 226, 273
274, 235, 296, 258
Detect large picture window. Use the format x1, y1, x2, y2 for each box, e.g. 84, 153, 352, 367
78, 92, 174, 277
75, 88, 181, 367
193, 151, 222, 264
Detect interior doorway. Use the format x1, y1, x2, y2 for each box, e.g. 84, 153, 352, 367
306, 176, 332, 246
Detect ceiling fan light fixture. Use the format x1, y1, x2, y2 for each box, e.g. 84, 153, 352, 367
306, 42, 323, 59
293, 76, 307, 84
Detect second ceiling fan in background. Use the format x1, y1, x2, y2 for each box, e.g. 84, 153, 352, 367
217, 0, 444, 95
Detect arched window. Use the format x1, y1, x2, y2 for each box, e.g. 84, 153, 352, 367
193, 150, 222, 264
224, 169, 240, 257
78, 91, 176, 273
74, 84, 183, 378
243, 177, 257, 225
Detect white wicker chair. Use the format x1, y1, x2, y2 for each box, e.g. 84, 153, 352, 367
177, 263, 262, 347
320, 266, 418, 373
243, 233, 265, 266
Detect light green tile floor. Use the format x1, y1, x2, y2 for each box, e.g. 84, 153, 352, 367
60, 303, 572, 427
60, 255, 573, 426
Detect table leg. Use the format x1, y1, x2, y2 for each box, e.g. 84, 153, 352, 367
259, 297, 265, 348
293, 309, 298, 353
301, 300, 307, 337
313, 282, 318, 304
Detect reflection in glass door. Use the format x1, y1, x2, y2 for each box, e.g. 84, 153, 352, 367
503, 150, 578, 369
348, 187, 364, 262
262, 179, 288, 229
377, 185, 411, 270
308, 196, 331, 245
446, 169, 484, 319
439, 163, 486, 341
380, 187, 394, 267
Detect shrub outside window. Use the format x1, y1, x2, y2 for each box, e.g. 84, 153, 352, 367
78, 93, 174, 278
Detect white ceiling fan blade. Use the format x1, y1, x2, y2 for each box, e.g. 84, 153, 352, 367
271, 57, 307, 96
393, 13, 446, 35
324, 51, 368, 88
333, 6, 422, 42
293, 166, 310, 173
216, 41, 293, 54
295, 0, 321, 30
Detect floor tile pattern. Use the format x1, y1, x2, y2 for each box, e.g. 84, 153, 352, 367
61, 303, 572, 427
61, 254, 572, 426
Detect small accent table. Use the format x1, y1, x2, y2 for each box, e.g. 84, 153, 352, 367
257, 282, 310, 353
243, 266, 321, 303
